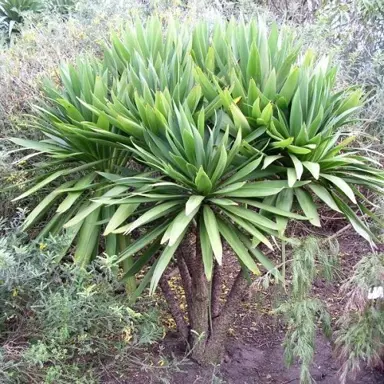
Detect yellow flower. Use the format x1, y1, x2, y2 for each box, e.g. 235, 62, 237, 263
39, 243, 47, 251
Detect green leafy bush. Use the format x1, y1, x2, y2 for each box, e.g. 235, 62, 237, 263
0, 0, 80, 40
11, 59, 136, 269
0, 216, 162, 383
11, 17, 384, 367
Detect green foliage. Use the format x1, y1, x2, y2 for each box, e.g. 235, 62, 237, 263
280, 297, 332, 383
0, 0, 42, 37
10, 58, 137, 269
319, 0, 384, 76
275, 237, 337, 384
188, 21, 382, 241
11, 17, 384, 297
335, 253, 384, 384
46, 0, 76, 14
314, 0, 384, 139
0, 217, 162, 383
0, 0, 78, 41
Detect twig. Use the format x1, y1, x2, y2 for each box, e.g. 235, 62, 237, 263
325, 224, 352, 243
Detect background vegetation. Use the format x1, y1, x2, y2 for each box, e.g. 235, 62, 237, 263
0, 214, 163, 383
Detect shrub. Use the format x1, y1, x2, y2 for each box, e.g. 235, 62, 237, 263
11, 17, 384, 367
309, 0, 384, 139
10, 58, 136, 269
317, 0, 384, 81
0, 216, 162, 383
335, 252, 384, 383
275, 237, 338, 383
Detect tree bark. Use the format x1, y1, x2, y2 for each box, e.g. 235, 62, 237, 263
160, 231, 250, 366
178, 232, 196, 277
203, 270, 249, 363
187, 269, 249, 365
159, 276, 189, 340
176, 251, 193, 315
188, 230, 210, 362
176, 232, 196, 332
211, 262, 223, 318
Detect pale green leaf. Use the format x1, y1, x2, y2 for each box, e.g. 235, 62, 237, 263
308, 183, 341, 213
150, 232, 186, 294
295, 188, 321, 227
262, 155, 283, 170
218, 220, 260, 275
303, 161, 320, 180
320, 173, 357, 204
200, 219, 213, 281
186, 195, 205, 216
203, 205, 223, 265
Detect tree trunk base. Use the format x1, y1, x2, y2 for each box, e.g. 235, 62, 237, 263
161, 235, 250, 367
190, 341, 226, 366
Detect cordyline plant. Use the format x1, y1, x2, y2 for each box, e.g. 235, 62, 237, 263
11, 18, 384, 366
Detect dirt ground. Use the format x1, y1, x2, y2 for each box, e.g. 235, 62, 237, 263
167, 335, 383, 384
108, 230, 384, 384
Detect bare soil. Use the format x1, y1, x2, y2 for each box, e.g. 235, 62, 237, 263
166, 335, 382, 384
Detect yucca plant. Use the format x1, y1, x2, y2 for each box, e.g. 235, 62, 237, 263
10, 59, 137, 289
94, 19, 383, 364
0, 0, 42, 38
96, 101, 309, 363
260, 58, 383, 244
189, 19, 384, 244
10, 18, 196, 283
10, 17, 384, 368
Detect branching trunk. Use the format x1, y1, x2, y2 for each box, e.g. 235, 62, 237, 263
160, 230, 251, 366
188, 231, 210, 362
176, 249, 193, 319
202, 270, 249, 363
159, 276, 189, 340
211, 262, 223, 318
